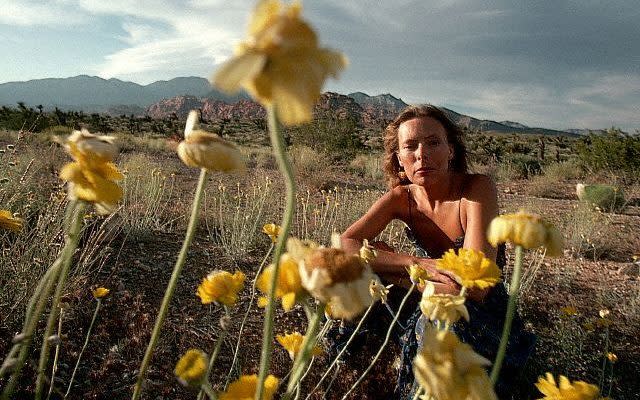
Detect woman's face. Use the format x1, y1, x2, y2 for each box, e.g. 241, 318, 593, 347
396, 117, 453, 185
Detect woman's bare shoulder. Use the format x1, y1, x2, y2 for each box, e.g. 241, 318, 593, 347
462, 173, 497, 199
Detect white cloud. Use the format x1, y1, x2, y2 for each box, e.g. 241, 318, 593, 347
0, 0, 85, 26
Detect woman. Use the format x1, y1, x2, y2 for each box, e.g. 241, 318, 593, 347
338, 105, 534, 399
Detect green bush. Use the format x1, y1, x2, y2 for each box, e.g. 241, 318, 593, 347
576, 183, 626, 213
576, 128, 640, 182
286, 115, 363, 159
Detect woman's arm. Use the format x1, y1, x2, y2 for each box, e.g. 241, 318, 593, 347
458, 174, 500, 301
340, 186, 455, 285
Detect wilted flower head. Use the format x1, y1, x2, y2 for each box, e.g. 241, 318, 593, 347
92, 287, 110, 299
174, 349, 208, 388
262, 223, 281, 243
436, 248, 501, 289
413, 328, 496, 400
0, 210, 23, 232
535, 373, 600, 400
419, 282, 469, 325
256, 253, 306, 311
276, 332, 322, 360
359, 239, 377, 264
487, 211, 563, 256
177, 110, 246, 172
197, 270, 246, 307
291, 234, 377, 320
219, 374, 279, 400
213, 0, 347, 126
369, 278, 390, 304
58, 128, 123, 214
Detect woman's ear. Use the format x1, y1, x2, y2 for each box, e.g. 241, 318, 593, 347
396, 152, 403, 168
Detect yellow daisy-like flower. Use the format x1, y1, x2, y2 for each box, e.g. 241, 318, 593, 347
262, 223, 281, 243
291, 234, 378, 320
197, 270, 246, 307
560, 306, 578, 317
276, 332, 322, 360
413, 328, 496, 400
606, 352, 617, 363
0, 210, 23, 232
92, 287, 110, 299
177, 110, 246, 172
174, 349, 208, 388
256, 253, 306, 311
535, 373, 600, 400
407, 264, 432, 285
213, 0, 348, 126
419, 282, 469, 325
487, 211, 563, 257
436, 248, 502, 289
219, 374, 279, 400
58, 128, 123, 214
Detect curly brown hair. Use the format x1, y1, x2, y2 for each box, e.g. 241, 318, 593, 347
383, 105, 468, 189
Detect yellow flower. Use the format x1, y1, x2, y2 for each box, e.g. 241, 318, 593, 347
174, 349, 208, 388
213, 0, 347, 126
219, 374, 279, 400
606, 352, 617, 363
419, 282, 469, 325
560, 306, 578, 317
369, 278, 390, 304
535, 373, 600, 400
276, 332, 322, 360
197, 270, 246, 307
413, 328, 496, 400
598, 309, 610, 319
359, 239, 377, 264
92, 287, 110, 299
487, 211, 563, 257
436, 248, 501, 289
407, 264, 431, 285
262, 223, 281, 243
177, 110, 246, 172
58, 128, 123, 214
256, 253, 306, 311
292, 234, 378, 320
0, 210, 23, 232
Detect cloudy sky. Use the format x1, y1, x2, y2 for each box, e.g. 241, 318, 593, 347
1, 0, 638, 131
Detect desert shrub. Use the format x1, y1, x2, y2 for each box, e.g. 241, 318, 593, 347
526, 173, 568, 199
499, 154, 542, 180
349, 153, 384, 181
289, 145, 329, 177
543, 159, 584, 181
576, 184, 626, 213
287, 115, 363, 160
576, 128, 640, 182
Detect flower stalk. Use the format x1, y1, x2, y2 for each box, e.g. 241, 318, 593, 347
132, 168, 209, 400
490, 245, 524, 383
35, 201, 86, 400
255, 105, 297, 399
64, 297, 103, 398
283, 302, 325, 400
197, 308, 231, 400
341, 284, 417, 399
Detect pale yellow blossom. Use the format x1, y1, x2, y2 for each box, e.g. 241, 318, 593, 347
487, 211, 563, 256
419, 282, 469, 325
436, 248, 501, 289
196, 270, 246, 307
219, 374, 279, 400
0, 210, 23, 232
535, 373, 600, 400
174, 349, 208, 388
276, 332, 322, 360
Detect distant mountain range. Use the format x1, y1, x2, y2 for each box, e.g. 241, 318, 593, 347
0, 75, 587, 135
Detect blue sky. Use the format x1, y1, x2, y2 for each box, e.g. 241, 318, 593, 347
1, 0, 638, 131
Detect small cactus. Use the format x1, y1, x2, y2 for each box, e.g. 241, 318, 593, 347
576, 183, 625, 212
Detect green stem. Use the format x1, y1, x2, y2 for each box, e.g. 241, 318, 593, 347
64, 299, 102, 399
132, 168, 208, 400
306, 304, 374, 400
200, 382, 218, 400
1, 201, 82, 400
224, 243, 274, 388
197, 308, 231, 400
341, 284, 416, 400
36, 202, 86, 399
282, 302, 325, 400
255, 106, 296, 400
490, 245, 524, 384
46, 306, 64, 400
